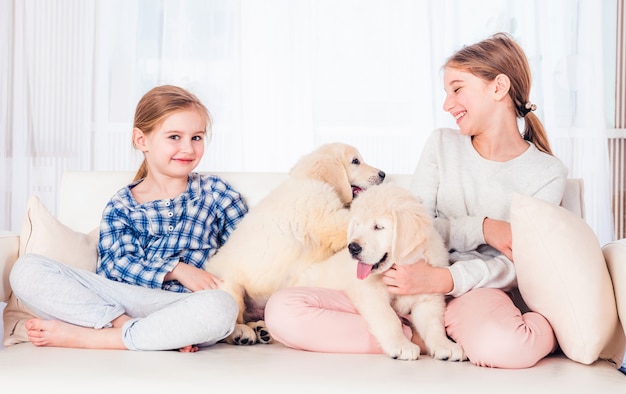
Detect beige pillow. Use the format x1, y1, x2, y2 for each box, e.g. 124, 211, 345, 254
510, 193, 618, 365
3, 196, 99, 346
601, 241, 626, 367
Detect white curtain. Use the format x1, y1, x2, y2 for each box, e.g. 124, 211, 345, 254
428, 0, 615, 244
533, 0, 615, 245
1, 0, 95, 233
1, 0, 615, 245
91, 0, 437, 174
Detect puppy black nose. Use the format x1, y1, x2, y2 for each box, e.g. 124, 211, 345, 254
378, 171, 386, 180
348, 242, 362, 256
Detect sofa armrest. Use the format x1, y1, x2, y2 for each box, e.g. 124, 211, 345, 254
0, 231, 19, 303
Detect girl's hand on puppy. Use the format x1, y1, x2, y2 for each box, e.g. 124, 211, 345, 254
382, 260, 453, 295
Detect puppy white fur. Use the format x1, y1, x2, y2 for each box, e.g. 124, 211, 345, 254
207, 143, 385, 345
295, 183, 466, 361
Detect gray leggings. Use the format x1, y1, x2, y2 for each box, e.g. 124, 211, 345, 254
9, 254, 237, 351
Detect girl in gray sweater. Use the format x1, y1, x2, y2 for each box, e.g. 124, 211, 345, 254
265, 33, 567, 369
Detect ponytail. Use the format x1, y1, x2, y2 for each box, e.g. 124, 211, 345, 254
522, 112, 552, 155
133, 160, 148, 183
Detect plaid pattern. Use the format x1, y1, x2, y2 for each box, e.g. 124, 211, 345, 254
97, 173, 248, 292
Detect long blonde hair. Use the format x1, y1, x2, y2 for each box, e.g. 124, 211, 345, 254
444, 32, 552, 155
132, 85, 212, 181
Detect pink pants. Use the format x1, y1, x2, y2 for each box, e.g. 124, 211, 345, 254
264, 287, 556, 369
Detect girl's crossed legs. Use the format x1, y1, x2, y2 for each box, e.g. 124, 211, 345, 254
265, 286, 555, 368
9, 254, 238, 351
445, 288, 556, 368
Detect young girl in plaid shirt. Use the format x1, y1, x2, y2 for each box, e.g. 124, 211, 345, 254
10, 85, 248, 351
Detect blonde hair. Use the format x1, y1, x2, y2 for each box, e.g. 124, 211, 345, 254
444, 32, 553, 155
132, 85, 212, 181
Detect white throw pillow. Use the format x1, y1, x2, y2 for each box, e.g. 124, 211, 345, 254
510, 193, 618, 365
601, 240, 626, 367
3, 196, 99, 346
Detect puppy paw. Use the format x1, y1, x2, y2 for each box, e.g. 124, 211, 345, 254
248, 320, 273, 344
428, 338, 467, 362
382, 339, 421, 361
225, 323, 257, 345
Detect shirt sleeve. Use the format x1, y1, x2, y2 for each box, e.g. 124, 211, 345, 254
531, 171, 567, 205
97, 201, 179, 289
409, 129, 486, 252
410, 129, 567, 297
208, 178, 248, 250
447, 255, 517, 297
409, 130, 440, 219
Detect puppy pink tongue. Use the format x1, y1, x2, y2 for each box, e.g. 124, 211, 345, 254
357, 262, 372, 280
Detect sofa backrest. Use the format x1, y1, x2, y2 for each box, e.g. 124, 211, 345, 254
58, 171, 584, 234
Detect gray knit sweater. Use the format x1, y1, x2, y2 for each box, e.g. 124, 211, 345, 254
410, 128, 568, 297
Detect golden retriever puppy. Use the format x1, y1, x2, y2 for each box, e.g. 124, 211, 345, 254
207, 143, 385, 345
295, 183, 466, 361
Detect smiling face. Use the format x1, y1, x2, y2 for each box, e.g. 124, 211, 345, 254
134, 109, 207, 179
442, 67, 498, 137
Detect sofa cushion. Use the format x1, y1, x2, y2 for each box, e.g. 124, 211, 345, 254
3, 196, 99, 346
601, 240, 626, 366
510, 193, 618, 365
0, 232, 19, 302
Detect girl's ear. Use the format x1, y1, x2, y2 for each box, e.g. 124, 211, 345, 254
133, 127, 148, 152
493, 74, 511, 100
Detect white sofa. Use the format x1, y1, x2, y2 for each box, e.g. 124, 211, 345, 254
0, 171, 624, 393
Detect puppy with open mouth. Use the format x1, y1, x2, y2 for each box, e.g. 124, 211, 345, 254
205, 143, 385, 346
288, 183, 466, 361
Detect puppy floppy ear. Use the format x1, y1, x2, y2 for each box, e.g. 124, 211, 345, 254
290, 148, 353, 205
317, 153, 353, 205
391, 206, 428, 262
391, 209, 408, 262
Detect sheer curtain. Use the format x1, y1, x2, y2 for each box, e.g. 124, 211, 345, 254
427, 0, 615, 244
1, 0, 615, 245
92, 0, 436, 174
1, 0, 95, 233
532, 0, 614, 244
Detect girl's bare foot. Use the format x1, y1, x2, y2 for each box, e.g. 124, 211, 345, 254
25, 318, 200, 352
178, 344, 199, 353
25, 318, 126, 350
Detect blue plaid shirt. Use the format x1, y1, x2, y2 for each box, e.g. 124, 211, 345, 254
96, 173, 248, 292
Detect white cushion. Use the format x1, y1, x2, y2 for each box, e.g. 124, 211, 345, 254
3, 196, 99, 346
510, 193, 618, 364
601, 240, 626, 365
